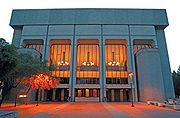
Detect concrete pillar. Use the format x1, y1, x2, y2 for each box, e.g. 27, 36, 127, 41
99, 39, 104, 102
127, 26, 138, 102
155, 29, 175, 99
111, 89, 115, 102
61, 89, 64, 101
70, 37, 77, 102
123, 90, 127, 102
120, 90, 124, 102
102, 40, 106, 100
43, 25, 49, 62
41, 90, 44, 101
12, 29, 22, 47
43, 39, 49, 62
44, 90, 47, 101
52, 88, 56, 101
69, 25, 76, 102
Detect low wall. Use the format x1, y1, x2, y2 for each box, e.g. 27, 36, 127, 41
0, 111, 18, 118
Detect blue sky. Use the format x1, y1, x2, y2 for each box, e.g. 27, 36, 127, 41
0, 0, 179, 71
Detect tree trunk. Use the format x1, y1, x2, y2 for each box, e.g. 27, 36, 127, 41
0, 92, 7, 108
14, 96, 17, 107
36, 89, 39, 106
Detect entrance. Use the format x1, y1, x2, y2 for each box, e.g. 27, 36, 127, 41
106, 89, 129, 102
55, 88, 69, 101
75, 88, 100, 102
46, 88, 69, 101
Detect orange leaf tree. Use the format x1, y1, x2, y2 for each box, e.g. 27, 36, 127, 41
22, 74, 58, 106
23, 74, 59, 90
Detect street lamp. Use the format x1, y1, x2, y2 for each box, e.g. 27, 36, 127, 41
128, 72, 134, 107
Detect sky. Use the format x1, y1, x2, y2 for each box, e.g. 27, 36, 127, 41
0, 0, 179, 71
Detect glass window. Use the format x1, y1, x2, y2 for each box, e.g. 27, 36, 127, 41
105, 39, 128, 84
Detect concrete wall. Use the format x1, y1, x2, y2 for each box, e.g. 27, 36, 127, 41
10, 9, 168, 28
155, 29, 175, 99
12, 28, 22, 47
136, 48, 165, 102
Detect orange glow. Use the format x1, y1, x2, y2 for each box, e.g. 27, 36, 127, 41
93, 89, 97, 97
106, 71, 128, 78
17, 94, 28, 98
77, 45, 99, 67
86, 89, 89, 97
105, 40, 128, 79
22, 74, 59, 90
128, 72, 133, 76
76, 43, 100, 78
49, 42, 71, 78
78, 90, 82, 97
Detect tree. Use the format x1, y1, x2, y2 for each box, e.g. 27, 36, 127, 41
22, 74, 58, 106
0, 39, 51, 107
172, 66, 180, 97
0, 39, 19, 107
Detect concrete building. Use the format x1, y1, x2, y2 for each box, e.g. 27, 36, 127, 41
10, 8, 174, 102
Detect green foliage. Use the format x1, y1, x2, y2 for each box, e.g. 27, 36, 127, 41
172, 66, 180, 97
0, 39, 50, 106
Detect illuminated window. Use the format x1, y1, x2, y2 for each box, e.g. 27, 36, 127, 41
76, 39, 100, 84
49, 39, 71, 83
76, 89, 99, 97
86, 89, 89, 97
93, 89, 97, 97
78, 90, 82, 97
105, 39, 128, 84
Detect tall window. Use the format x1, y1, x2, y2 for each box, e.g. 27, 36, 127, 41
105, 39, 128, 84
76, 39, 100, 84
49, 40, 71, 84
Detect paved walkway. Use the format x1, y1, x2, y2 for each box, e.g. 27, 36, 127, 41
1, 102, 180, 118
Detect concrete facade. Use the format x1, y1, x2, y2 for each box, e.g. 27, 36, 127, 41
10, 8, 174, 102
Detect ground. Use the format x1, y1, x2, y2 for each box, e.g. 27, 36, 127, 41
0, 102, 180, 118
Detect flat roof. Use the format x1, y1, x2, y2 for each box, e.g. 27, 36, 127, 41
10, 8, 168, 29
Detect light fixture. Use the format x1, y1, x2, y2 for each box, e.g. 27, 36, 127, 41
57, 52, 69, 66
107, 52, 120, 66
81, 52, 95, 66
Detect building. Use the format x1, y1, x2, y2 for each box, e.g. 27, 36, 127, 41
10, 8, 175, 102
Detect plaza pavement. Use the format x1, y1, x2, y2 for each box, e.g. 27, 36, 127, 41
0, 102, 180, 118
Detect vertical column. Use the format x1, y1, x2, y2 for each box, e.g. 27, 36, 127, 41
41, 90, 44, 101
43, 25, 49, 62
102, 39, 106, 100
99, 38, 104, 102
127, 25, 138, 102
120, 89, 124, 102
72, 43, 77, 101
124, 90, 128, 101
44, 90, 47, 101
61, 89, 64, 101
69, 39, 73, 101
156, 29, 175, 99
52, 88, 56, 101
100, 25, 106, 102
12, 29, 22, 47
111, 89, 115, 102
69, 25, 76, 102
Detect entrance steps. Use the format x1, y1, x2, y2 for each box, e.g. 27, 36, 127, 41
75, 97, 99, 102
